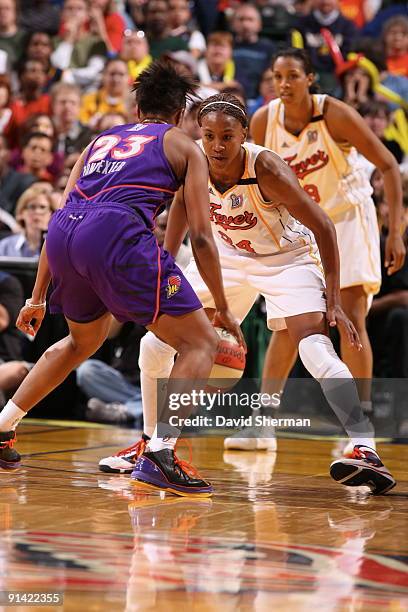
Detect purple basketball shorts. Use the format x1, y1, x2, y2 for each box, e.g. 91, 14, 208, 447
46, 202, 202, 325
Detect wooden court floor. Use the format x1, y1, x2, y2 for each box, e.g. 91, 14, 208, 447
0, 421, 407, 612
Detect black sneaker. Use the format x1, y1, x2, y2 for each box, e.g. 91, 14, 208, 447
0, 431, 21, 469
131, 448, 213, 497
330, 445, 396, 495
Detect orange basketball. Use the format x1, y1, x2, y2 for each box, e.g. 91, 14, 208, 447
208, 327, 246, 390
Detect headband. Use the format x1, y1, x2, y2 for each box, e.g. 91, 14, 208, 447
199, 100, 247, 118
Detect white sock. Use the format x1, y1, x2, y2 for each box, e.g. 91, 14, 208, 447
147, 425, 178, 452
0, 400, 26, 431
351, 438, 376, 451
139, 332, 176, 439
141, 372, 158, 439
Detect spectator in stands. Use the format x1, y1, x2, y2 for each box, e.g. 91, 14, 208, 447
0, 185, 56, 257
341, 62, 371, 108
359, 100, 404, 164
362, 2, 407, 38
24, 31, 61, 91
144, 0, 188, 59
247, 66, 276, 116
370, 166, 384, 203
254, 0, 295, 43
169, 0, 206, 58
382, 15, 408, 78
0, 0, 26, 68
12, 114, 62, 182
89, 0, 126, 54
340, 48, 408, 111
18, 0, 61, 36
80, 58, 129, 129
0, 75, 15, 145
77, 319, 145, 425
18, 133, 54, 183
197, 31, 237, 91
11, 59, 51, 126
51, 82, 93, 156
120, 29, 152, 81
53, 151, 80, 192
52, 0, 107, 88
368, 179, 408, 377
0, 135, 36, 216
127, 0, 146, 30
339, 0, 380, 29
0, 271, 25, 408
96, 112, 128, 132
294, 0, 358, 93
231, 2, 275, 102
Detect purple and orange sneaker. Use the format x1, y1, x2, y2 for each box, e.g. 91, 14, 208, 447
0, 431, 21, 469
330, 445, 396, 495
131, 448, 213, 497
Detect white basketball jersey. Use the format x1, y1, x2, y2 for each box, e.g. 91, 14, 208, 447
265, 95, 373, 216
206, 141, 318, 257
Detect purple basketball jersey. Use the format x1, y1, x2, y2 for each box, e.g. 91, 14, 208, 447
66, 123, 180, 227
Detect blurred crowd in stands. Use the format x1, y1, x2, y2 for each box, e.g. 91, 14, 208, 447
0, 0, 406, 424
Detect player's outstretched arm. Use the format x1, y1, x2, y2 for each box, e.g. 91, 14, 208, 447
325, 97, 405, 275
255, 151, 360, 348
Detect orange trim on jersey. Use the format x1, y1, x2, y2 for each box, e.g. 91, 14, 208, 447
152, 242, 162, 324
247, 185, 280, 249
75, 183, 176, 200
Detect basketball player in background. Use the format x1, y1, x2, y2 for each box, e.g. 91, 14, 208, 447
0, 62, 244, 497
243, 48, 405, 455
104, 94, 396, 495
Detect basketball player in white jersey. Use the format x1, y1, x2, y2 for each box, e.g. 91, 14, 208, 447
247, 48, 405, 455
100, 94, 396, 495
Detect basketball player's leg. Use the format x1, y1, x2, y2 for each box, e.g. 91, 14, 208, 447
339, 285, 372, 406
0, 313, 112, 469
261, 329, 297, 396
285, 311, 395, 494
131, 307, 219, 496
99, 261, 257, 474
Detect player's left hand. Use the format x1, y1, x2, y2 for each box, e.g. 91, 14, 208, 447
326, 304, 362, 350
385, 233, 406, 276
212, 308, 247, 352
16, 304, 46, 337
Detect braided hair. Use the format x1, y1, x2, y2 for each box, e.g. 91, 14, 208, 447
198, 93, 249, 129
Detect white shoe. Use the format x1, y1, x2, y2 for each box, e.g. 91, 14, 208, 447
332, 439, 376, 459
330, 445, 396, 495
224, 427, 277, 451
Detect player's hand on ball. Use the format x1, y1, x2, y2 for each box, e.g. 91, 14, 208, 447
212, 309, 247, 352
16, 304, 46, 338
326, 304, 362, 350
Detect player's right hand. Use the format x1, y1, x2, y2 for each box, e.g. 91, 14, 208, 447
16, 304, 46, 338
212, 309, 247, 352
326, 304, 361, 350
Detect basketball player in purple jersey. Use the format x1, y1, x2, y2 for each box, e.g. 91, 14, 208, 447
0, 61, 243, 497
